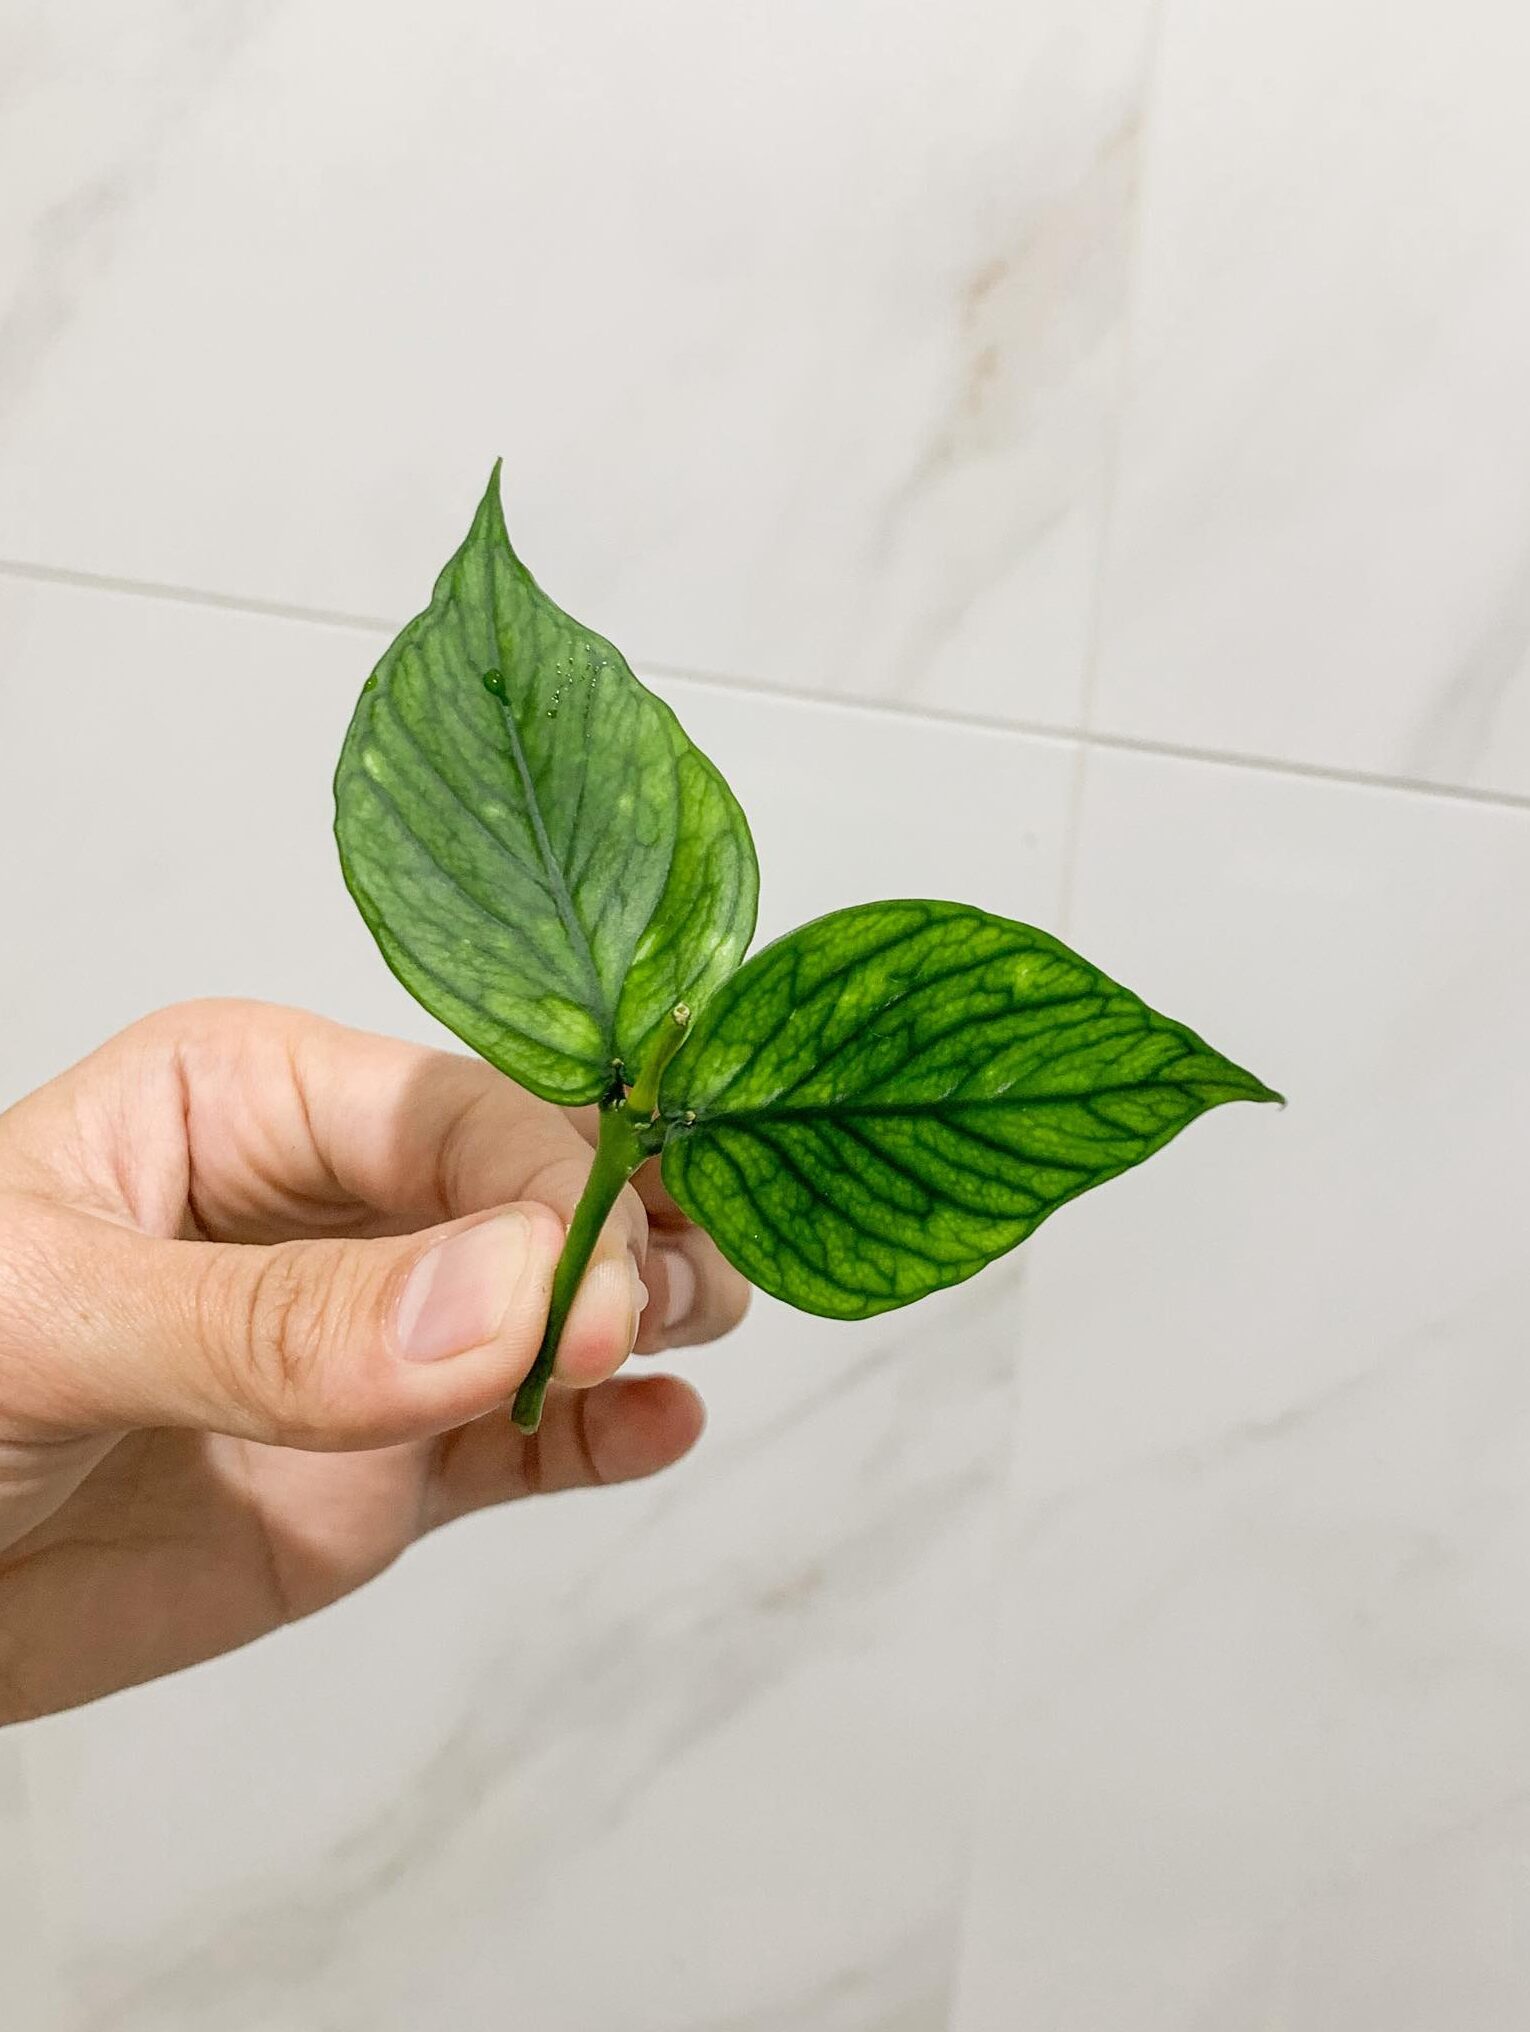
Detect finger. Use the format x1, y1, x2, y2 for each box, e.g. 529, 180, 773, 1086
426, 1374, 706, 1527
635, 1228, 752, 1353
287, 1021, 651, 1391
283, 1021, 642, 1250
564, 1111, 750, 1351
0, 1191, 567, 1450
154, 1010, 653, 1392
85, 1003, 622, 1242
624, 1161, 691, 1232
505, 1143, 649, 1391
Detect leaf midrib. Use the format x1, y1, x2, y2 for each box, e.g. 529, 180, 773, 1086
682, 1076, 1250, 1128
480, 572, 611, 1034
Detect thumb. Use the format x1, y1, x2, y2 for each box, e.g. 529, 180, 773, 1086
0, 1194, 566, 1449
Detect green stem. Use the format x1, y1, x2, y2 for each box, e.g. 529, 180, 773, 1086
625, 1002, 691, 1117
510, 1099, 641, 1433
509, 1006, 690, 1433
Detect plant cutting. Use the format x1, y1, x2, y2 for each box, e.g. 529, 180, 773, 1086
335, 466, 1280, 1432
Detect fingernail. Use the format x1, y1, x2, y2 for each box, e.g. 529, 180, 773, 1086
631, 1263, 649, 1352
396, 1213, 532, 1362
661, 1248, 697, 1331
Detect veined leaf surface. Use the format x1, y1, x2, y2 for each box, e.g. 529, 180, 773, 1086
334, 468, 758, 1103
660, 900, 1279, 1317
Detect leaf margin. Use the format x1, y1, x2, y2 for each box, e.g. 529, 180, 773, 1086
658, 896, 1281, 1318
333, 462, 760, 1104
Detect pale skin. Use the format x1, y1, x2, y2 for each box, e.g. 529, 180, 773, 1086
0, 1001, 749, 1725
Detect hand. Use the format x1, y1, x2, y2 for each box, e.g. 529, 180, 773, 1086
0, 1001, 748, 1723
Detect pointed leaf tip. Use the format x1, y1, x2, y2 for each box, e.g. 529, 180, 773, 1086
334, 476, 759, 1104
659, 900, 1282, 1319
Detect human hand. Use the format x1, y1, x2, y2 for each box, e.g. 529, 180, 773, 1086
0, 1001, 747, 1723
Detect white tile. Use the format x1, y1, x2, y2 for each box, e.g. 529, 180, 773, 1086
21, 1277, 1018, 2032
950, 749, 1530, 2028
0, 578, 400, 1102
1, 578, 1077, 2027
1092, 0, 1530, 797
0, 0, 1153, 724
0, 576, 1074, 1095
0, 1734, 66, 2030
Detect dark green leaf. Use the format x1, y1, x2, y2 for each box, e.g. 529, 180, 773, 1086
659, 900, 1280, 1317
334, 467, 759, 1104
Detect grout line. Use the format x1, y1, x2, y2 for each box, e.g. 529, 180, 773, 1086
1076, 726, 1530, 812
4, 552, 1530, 818
0, 555, 396, 636
642, 664, 1530, 818
639, 657, 1074, 753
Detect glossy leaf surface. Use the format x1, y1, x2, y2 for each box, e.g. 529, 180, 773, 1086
660, 900, 1279, 1317
334, 468, 758, 1103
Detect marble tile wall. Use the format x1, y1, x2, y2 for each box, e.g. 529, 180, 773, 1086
1089, 0, 1530, 799
2, 3, 1527, 2026
950, 753, 1530, 2028
0, 0, 1155, 726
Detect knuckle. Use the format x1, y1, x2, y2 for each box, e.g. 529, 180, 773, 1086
122, 998, 259, 1049
617, 1182, 649, 1258
713, 1260, 753, 1334
730, 1285, 754, 1331
206, 1242, 359, 1441
0, 1203, 94, 1435
430, 1077, 500, 1217
521, 1146, 590, 1213
425, 1067, 551, 1219
521, 1151, 647, 1255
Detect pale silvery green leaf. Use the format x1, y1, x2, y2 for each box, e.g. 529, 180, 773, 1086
659, 900, 1280, 1317
332, 474, 1279, 1433
334, 467, 758, 1105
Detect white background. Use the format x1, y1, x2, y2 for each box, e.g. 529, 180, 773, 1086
2, 3, 1528, 2026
